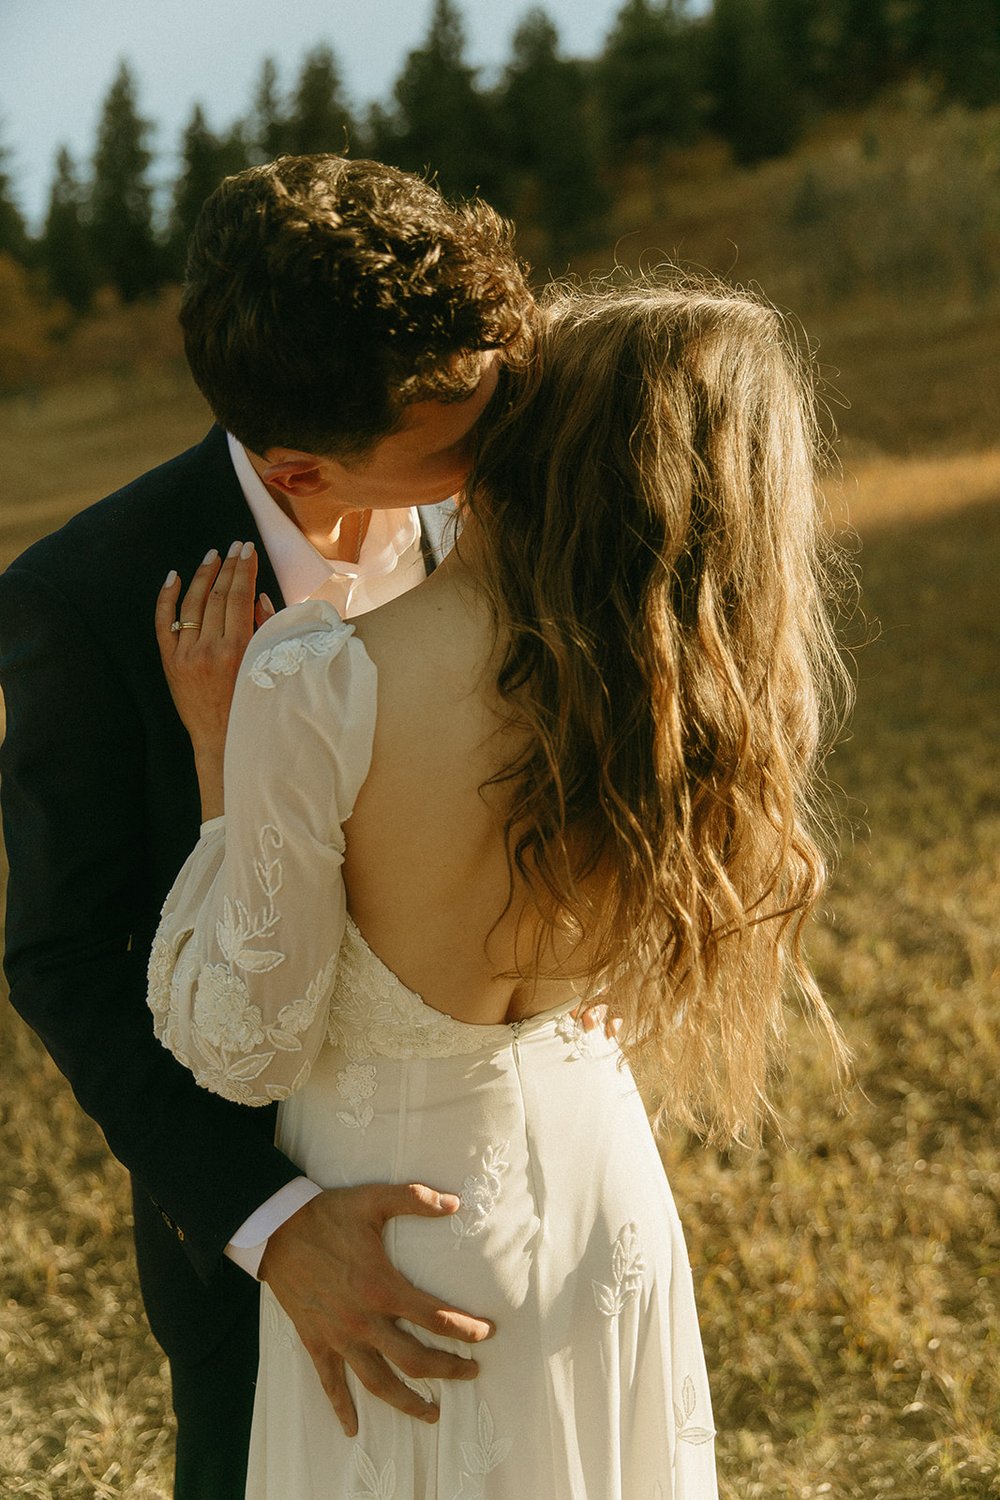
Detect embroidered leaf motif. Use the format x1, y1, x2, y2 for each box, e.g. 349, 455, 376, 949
148, 815, 338, 1106
350, 1445, 396, 1499
592, 1221, 645, 1317
674, 1373, 716, 1446
593, 1282, 625, 1318
224, 1051, 276, 1081
265, 1028, 304, 1051
234, 947, 285, 973
452, 1400, 511, 1497
261, 1287, 297, 1352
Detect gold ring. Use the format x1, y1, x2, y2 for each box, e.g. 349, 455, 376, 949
170, 621, 201, 632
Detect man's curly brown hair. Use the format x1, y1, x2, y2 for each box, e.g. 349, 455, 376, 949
180, 154, 534, 458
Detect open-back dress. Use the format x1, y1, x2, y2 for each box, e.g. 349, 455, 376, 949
147, 599, 719, 1500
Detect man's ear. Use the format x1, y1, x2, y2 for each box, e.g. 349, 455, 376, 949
260, 456, 329, 500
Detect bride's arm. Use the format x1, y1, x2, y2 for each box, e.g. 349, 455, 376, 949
149, 550, 376, 1103
149, 546, 495, 1437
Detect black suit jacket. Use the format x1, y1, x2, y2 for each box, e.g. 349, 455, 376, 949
0, 426, 435, 1363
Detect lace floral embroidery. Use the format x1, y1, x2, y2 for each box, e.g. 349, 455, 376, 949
148, 825, 336, 1104
452, 1143, 510, 1244
592, 1222, 645, 1317
450, 1401, 511, 1499
336, 1061, 379, 1129
249, 619, 352, 689
674, 1375, 716, 1445
351, 1447, 397, 1500
555, 1009, 602, 1060
325, 917, 517, 1062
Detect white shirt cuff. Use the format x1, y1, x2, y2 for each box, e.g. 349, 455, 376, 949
224, 1177, 324, 1279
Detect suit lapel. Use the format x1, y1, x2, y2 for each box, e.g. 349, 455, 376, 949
192, 427, 286, 610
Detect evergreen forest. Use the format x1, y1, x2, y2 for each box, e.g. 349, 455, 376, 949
2, 0, 1000, 325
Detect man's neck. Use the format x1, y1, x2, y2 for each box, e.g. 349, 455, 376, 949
245, 447, 371, 562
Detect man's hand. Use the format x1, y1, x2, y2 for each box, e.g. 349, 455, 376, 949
258, 1184, 495, 1436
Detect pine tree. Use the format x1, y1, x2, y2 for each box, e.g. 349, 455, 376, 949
766, 0, 819, 100
708, 0, 800, 165
498, 9, 607, 251
248, 57, 291, 163
913, 0, 1000, 107
288, 44, 354, 155
598, 0, 699, 155
0, 132, 29, 264
824, 0, 897, 104
89, 61, 161, 300
168, 105, 229, 277
386, 0, 500, 199
40, 146, 95, 312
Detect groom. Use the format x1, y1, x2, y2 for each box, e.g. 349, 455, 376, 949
0, 155, 533, 1497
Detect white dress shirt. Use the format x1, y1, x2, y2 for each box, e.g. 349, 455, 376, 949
226, 432, 430, 612
223, 433, 442, 1275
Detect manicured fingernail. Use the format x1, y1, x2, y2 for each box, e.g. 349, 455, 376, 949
259, 592, 275, 615
202, 548, 218, 565
227, 540, 242, 559
240, 541, 255, 560
163, 569, 177, 588
439, 1194, 461, 1212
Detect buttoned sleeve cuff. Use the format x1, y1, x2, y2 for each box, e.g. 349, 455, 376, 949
223, 1176, 324, 1279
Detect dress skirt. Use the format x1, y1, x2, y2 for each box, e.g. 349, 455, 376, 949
245, 925, 718, 1500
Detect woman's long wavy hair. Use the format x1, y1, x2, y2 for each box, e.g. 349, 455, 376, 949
464, 276, 853, 1145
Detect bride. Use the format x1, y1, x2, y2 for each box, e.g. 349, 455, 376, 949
148, 278, 847, 1498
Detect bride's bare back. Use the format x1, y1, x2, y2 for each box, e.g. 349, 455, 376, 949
346, 547, 574, 1027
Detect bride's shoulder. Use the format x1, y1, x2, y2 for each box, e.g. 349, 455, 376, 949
240, 599, 369, 694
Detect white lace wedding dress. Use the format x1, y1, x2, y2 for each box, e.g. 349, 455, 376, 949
148, 600, 719, 1500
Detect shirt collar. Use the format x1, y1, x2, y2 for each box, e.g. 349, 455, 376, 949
226, 432, 420, 605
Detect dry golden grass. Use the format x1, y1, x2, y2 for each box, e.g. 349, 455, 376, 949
2, 370, 997, 1498
2, 114, 999, 1487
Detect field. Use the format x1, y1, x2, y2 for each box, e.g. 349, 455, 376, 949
2, 101, 999, 1496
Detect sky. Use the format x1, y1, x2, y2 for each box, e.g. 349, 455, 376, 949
3, 0, 641, 229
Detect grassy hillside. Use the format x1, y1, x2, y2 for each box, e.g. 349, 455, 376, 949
1, 93, 998, 1498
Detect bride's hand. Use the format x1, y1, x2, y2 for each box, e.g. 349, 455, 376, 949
155, 542, 275, 819
574, 1002, 622, 1041
155, 541, 274, 761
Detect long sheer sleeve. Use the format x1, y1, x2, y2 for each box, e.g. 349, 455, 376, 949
147, 600, 377, 1106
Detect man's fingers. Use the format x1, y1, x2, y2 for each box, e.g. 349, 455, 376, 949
346, 1348, 440, 1424
379, 1266, 495, 1345
373, 1182, 462, 1222
312, 1349, 358, 1438
364, 1184, 494, 1343
379, 1324, 479, 1384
